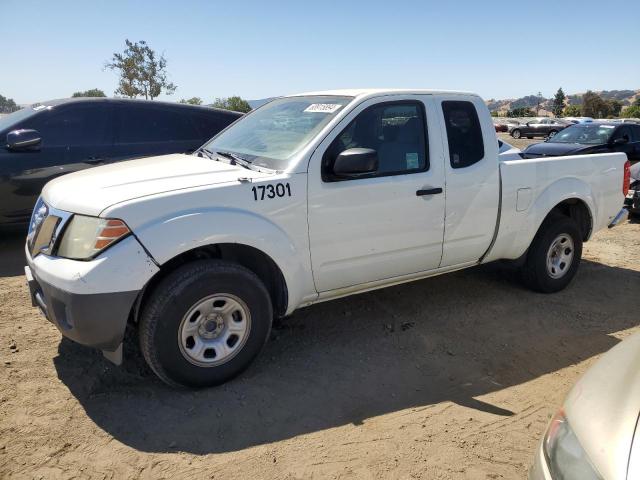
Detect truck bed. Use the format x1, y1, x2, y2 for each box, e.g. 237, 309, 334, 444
484, 152, 628, 262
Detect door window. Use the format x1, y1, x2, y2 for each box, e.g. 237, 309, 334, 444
323, 101, 428, 181
28, 104, 111, 147
441, 101, 485, 168
118, 105, 197, 143
612, 126, 633, 143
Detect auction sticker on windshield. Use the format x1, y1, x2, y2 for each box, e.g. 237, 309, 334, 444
304, 104, 343, 113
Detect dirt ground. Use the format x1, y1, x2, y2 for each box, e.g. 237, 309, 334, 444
1, 219, 639, 480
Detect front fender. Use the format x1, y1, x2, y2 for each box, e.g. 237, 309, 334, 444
134, 207, 314, 314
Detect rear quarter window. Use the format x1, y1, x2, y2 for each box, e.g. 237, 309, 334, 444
442, 100, 484, 168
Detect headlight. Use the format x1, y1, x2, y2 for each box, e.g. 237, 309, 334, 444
544, 409, 602, 480
56, 215, 131, 260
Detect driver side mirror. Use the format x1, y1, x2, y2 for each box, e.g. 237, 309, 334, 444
333, 148, 378, 178
6, 129, 41, 151
612, 137, 629, 145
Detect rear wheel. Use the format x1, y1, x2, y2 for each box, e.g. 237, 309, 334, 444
511, 129, 521, 139
139, 260, 273, 388
547, 130, 558, 138
521, 214, 582, 293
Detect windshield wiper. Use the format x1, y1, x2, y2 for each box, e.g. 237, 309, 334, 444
216, 151, 259, 171
196, 147, 215, 160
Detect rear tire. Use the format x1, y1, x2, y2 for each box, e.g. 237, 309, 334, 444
521, 214, 582, 293
511, 129, 521, 139
548, 129, 558, 138
139, 259, 273, 388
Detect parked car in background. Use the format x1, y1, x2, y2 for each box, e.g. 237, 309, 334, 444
0, 98, 242, 228
493, 119, 508, 132
509, 118, 568, 139
563, 116, 594, 124
522, 122, 640, 163
603, 118, 640, 124
529, 331, 640, 480
625, 161, 640, 215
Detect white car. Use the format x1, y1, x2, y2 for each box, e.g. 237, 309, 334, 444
24, 89, 630, 387
529, 331, 640, 479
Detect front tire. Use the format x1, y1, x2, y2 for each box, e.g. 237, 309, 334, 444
547, 130, 558, 138
511, 129, 521, 139
521, 214, 583, 293
139, 260, 273, 388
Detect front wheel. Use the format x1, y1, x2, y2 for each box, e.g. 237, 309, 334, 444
547, 130, 558, 138
511, 129, 521, 139
520, 214, 583, 293
139, 260, 273, 388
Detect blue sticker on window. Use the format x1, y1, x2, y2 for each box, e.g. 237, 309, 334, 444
406, 152, 419, 169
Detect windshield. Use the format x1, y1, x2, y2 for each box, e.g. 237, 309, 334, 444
201, 95, 353, 170
0, 107, 38, 133
549, 124, 616, 144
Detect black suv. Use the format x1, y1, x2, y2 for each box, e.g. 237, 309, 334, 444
0, 98, 242, 228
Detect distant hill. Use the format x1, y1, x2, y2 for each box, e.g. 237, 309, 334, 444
486, 89, 640, 115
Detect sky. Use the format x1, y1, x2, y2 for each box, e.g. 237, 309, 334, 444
3, 0, 639, 105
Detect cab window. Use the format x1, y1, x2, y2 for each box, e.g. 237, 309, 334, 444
322, 101, 428, 181
442, 101, 484, 168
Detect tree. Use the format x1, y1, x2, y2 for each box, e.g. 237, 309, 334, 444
581, 90, 610, 118
621, 105, 640, 118
106, 39, 177, 100
552, 88, 566, 117
508, 107, 535, 117
211, 96, 252, 113
563, 104, 582, 117
535, 91, 543, 115
179, 97, 203, 105
633, 98, 640, 107
607, 100, 623, 118
0, 94, 19, 113
72, 88, 106, 98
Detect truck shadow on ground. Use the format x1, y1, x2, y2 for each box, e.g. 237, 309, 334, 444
54, 258, 639, 455
0, 231, 26, 277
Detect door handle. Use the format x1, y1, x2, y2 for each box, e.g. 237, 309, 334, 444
416, 187, 443, 196
85, 156, 103, 164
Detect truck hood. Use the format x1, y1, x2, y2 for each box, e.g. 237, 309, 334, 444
564, 332, 640, 480
42, 153, 269, 216
522, 142, 602, 158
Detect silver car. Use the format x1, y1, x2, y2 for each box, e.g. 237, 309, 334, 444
529, 331, 640, 479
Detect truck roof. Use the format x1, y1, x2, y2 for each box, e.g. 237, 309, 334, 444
288, 88, 480, 99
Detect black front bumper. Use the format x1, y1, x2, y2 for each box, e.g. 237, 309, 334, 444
25, 265, 138, 354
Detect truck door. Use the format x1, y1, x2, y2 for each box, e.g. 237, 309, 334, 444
436, 97, 500, 267
307, 95, 446, 293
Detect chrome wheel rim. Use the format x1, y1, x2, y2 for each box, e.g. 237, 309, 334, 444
546, 234, 574, 279
178, 294, 251, 367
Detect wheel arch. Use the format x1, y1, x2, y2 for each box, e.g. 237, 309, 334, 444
133, 243, 290, 323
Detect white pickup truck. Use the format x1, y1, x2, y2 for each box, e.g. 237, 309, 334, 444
24, 89, 630, 388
